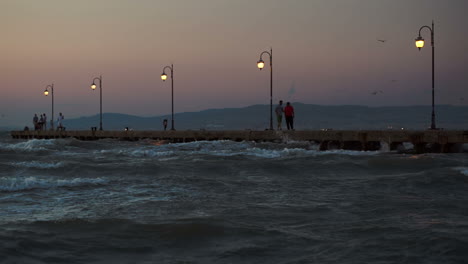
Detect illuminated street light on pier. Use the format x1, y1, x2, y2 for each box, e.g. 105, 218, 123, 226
257, 59, 265, 70
43, 83, 54, 130
415, 36, 425, 50
161, 64, 175, 130
415, 21, 436, 130
256, 48, 273, 130
90, 75, 103, 130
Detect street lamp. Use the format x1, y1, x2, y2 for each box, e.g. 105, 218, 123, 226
43, 83, 54, 130
161, 64, 175, 130
257, 48, 273, 130
90, 75, 103, 130
415, 21, 436, 130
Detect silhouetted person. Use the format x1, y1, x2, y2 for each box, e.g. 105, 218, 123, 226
57, 112, 64, 131
275, 100, 284, 130
163, 119, 168, 131
43, 113, 47, 130
39, 114, 44, 130
284, 102, 295, 130
33, 114, 39, 130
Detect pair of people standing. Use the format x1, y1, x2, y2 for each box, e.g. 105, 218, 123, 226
275, 100, 294, 130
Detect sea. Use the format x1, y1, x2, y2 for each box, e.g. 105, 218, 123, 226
1, 131, 468, 264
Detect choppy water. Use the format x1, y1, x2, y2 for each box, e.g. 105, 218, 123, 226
1, 131, 468, 264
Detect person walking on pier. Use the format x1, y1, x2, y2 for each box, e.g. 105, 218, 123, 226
275, 100, 284, 130
284, 102, 295, 130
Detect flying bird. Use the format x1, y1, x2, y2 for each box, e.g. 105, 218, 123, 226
377, 39, 387, 43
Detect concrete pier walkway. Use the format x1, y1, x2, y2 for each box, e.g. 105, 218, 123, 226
10, 129, 468, 153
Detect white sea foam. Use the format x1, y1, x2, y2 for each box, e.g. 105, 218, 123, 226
128, 149, 175, 158
171, 140, 252, 151
97, 148, 175, 158
0, 176, 107, 191
316, 149, 382, 156
198, 147, 381, 158
185, 141, 381, 157
0, 139, 55, 152
0, 138, 81, 153
91, 140, 383, 160
10, 161, 65, 169
243, 147, 311, 158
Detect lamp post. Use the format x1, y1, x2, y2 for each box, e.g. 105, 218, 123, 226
257, 48, 273, 130
43, 83, 54, 130
90, 75, 103, 130
161, 64, 175, 130
415, 21, 436, 130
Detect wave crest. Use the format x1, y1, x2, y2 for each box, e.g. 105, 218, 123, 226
91, 140, 382, 160
0, 176, 107, 192
9, 161, 66, 169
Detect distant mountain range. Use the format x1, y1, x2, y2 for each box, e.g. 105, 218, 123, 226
58, 103, 468, 131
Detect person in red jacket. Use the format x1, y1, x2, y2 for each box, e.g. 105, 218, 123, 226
284, 102, 295, 130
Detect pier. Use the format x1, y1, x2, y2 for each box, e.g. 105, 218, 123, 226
10, 130, 468, 153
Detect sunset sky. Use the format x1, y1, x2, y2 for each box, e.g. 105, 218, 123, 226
1, 0, 468, 127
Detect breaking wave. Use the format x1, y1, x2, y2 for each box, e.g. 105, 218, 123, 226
0, 139, 55, 152
92, 140, 383, 159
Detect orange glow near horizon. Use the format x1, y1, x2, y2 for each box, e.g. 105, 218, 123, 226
2, 0, 468, 127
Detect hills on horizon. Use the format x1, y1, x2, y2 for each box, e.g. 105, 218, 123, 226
8, 103, 468, 131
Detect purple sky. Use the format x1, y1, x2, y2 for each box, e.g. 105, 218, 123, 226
2, 0, 468, 127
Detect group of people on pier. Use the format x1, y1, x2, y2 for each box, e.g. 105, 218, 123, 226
31, 112, 65, 131
32, 113, 47, 131
275, 101, 295, 130
31, 106, 293, 131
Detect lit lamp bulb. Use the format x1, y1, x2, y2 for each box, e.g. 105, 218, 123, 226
415, 36, 425, 50
257, 59, 265, 70
161, 73, 167, 81
91, 83, 97, 90
44, 89, 49, 96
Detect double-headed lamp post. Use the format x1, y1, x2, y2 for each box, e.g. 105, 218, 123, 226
161, 64, 175, 130
43, 83, 54, 130
257, 48, 273, 130
90, 75, 103, 130
415, 21, 436, 130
